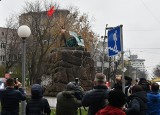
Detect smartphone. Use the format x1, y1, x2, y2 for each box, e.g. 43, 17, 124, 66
14, 78, 18, 84
14, 78, 18, 89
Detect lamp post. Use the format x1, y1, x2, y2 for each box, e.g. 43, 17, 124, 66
17, 25, 31, 115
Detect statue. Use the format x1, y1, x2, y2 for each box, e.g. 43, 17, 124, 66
66, 31, 84, 47
60, 26, 67, 47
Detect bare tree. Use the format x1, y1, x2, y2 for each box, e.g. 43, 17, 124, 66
153, 65, 160, 77
18, 0, 98, 84
3, 15, 21, 74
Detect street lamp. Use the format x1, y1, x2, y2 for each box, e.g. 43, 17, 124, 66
17, 25, 31, 115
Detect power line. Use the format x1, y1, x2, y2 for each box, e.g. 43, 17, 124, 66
140, 0, 160, 25
125, 48, 160, 49
124, 29, 160, 31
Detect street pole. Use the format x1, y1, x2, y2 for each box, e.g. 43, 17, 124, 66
21, 38, 26, 115
101, 25, 107, 73
136, 68, 137, 79
18, 25, 31, 115
120, 25, 125, 94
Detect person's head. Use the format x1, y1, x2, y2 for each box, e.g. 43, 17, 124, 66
151, 82, 159, 92
66, 82, 77, 91
115, 75, 122, 84
108, 90, 126, 108
31, 84, 44, 99
138, 78, 150, 92
94, 73, 106, 85
125, 76, 132, 85
6, 78, 14, 87
138, 78, 147, 84
131, 85, 143, 94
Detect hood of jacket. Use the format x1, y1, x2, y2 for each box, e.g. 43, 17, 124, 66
31, 84, 43, 99
129, 91, 147, 103
61, 90, 75, 98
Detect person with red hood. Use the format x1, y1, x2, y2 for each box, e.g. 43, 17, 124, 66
96, 90, 127, 115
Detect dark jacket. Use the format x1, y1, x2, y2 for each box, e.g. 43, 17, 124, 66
0, 87, 26, 115
126, 91, 147, 115
147, 92, 160, 115
26, 84, 51, 115
82, 85, 109, 115
56, 90, 82, 115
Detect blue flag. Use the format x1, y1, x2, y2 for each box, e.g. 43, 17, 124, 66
108, 26, 121, 56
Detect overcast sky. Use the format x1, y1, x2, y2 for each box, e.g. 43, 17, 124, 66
1, 0, 160, 77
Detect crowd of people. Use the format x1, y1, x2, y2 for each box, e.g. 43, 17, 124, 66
0, 73, 160, 115
56, 73, 160, 115
0, 78, 51, 115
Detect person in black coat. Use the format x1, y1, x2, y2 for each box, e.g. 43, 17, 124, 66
82, 73, 110, 115
138, 78, 150, 92
26, 84, 51, 115
0, 78, 26, 115
126, 85, 147, 115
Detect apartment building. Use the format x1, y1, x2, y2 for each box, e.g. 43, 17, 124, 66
0, 27, 18, 66
0, 27, 8, 65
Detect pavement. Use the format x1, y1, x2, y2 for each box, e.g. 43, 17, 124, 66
44, 96, 57, 108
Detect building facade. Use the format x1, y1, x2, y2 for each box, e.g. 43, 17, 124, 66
0, 27, 8, 65
0, 27, 18, 66
130, 54, 145, 72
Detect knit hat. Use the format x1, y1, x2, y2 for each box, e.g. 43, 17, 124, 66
94, 73, 106, 82
66, 82, 77, 91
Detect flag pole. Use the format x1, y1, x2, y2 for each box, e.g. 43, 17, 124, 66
120, 25, 125, 93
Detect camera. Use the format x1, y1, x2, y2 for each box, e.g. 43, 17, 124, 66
74, 78, 79, 86
14, 78, 18, 89
73, 78, 84, 100
14, 78, 18, 84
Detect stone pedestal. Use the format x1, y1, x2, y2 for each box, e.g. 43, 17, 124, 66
45, 47, 95, 96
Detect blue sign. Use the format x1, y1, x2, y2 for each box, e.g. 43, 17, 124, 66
108, 26, 121, 56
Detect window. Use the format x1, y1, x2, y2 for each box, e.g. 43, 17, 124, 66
2, 55, 5, 61
2, 32, 5, 36
1, 43, 6, 48
0, 55, 5, 61
0, 56, 2, 61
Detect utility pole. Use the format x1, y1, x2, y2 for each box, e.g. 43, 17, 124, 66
120, 25, 125, 93
101, 24, 108, 73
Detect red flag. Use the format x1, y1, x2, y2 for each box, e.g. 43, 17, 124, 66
47, 6, 55, 17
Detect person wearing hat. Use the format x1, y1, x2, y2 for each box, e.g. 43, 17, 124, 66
56, 82, 82, 115
125, 85, 147, 115
26, 84, 51, 115
82, 73, 110, 115
138, 78, 150, 92
96, 90, 127, 115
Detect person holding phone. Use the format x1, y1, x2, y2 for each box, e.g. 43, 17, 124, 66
0, 78, 26, 115
14, 78, 21, 89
